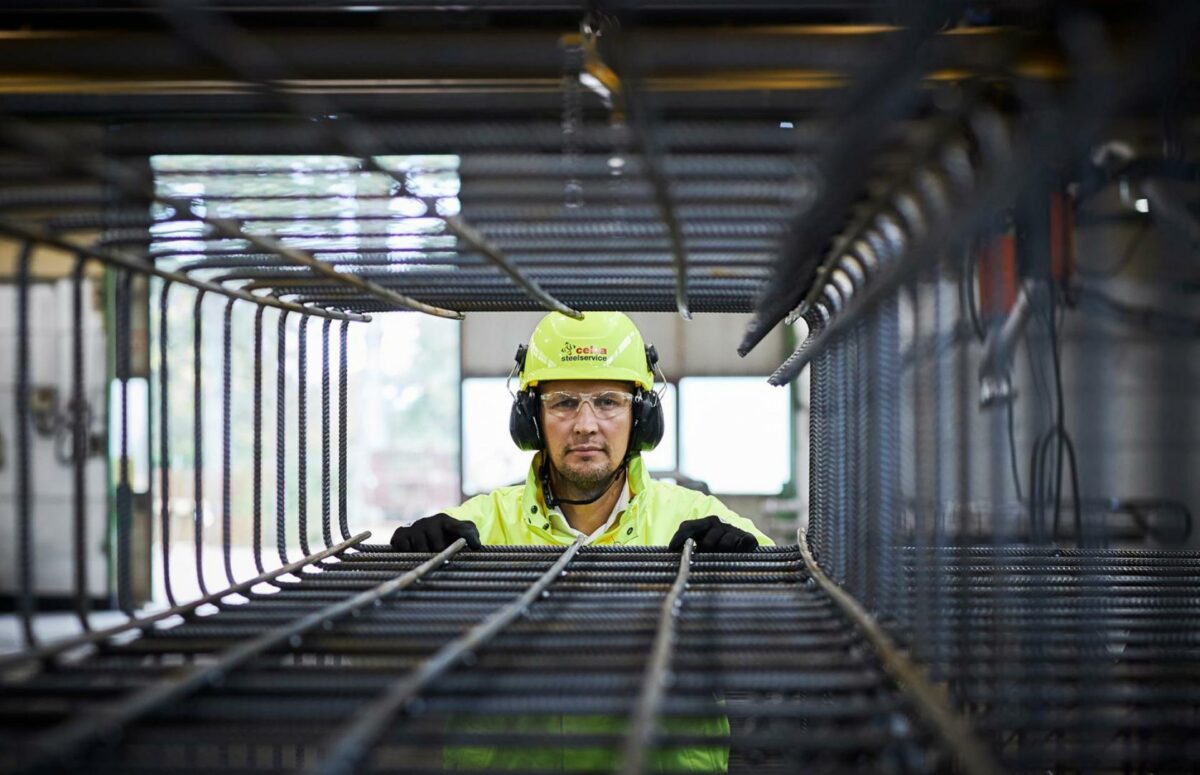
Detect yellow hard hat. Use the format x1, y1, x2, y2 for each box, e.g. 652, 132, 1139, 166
519, 312, 654, 390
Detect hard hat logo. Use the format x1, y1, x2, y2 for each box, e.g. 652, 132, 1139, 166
560, 344, 609, 363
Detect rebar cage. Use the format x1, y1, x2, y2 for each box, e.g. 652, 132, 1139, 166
2, 1, 1200, 773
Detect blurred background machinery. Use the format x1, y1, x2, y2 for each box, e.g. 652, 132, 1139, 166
1, 1, 1199, 772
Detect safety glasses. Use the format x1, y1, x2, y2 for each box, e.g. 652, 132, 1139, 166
539, 390, 633, 420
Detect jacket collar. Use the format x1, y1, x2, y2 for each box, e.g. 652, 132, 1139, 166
524, 451, 651, 516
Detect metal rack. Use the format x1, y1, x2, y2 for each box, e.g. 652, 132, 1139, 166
2, 543, 963, 774
2, 1, 1200, 772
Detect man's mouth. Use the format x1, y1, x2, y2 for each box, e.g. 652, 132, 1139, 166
568, 446, 604, 454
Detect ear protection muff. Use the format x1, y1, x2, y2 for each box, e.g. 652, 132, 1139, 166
508, 345, 543, 451
508, 342, 666, 454
628, 345, 664, 454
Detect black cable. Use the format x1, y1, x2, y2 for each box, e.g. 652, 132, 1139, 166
1006, 400, 1023, 503
962, 249, 987, 342
1047, 285, 1085, 545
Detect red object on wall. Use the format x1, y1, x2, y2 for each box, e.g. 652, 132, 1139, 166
977, 230, 1017, 317
975, 192, 1075, 317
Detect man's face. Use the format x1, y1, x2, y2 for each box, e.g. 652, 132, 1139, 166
540, 379, 633, 491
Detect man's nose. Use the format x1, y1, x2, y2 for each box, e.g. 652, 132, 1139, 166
571, 401, 600, 431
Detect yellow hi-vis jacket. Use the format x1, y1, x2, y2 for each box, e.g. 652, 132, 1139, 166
440, 453, 774, 771
445, 453, 774, 548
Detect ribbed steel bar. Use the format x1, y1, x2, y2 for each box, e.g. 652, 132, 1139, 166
114, 270, 134, 615
619, 538, 694, 775
17, 533, 454, 772
0, 117, 462, 319
297, 315, 311, 557
1, 545, 937, 774
276, 309, 291, 566
13, 240, 37, 648
70, 254, 92, 631
310, 535, 587, 775
738, 0, 955, 358
337, 320, 350, 542
192, 290, 211, 597
320, 319, 334, 549
797, 529, 1002, 775
613, 39, 692, 320
0, 216, 369, 322
220, 297, 238, 587
252, 305, 267, 575
766, 1, 1200, 378
154, 2, 578, 320
0, 533, 369, 672
159, 280, 179, 606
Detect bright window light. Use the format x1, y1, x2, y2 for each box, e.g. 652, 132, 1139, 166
679, 377, 791, 495
462, 378, 533, 495
640, 383, 677, 474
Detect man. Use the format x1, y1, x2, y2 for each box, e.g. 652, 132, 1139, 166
391, 310, 773, 553
389, 311, 773, 772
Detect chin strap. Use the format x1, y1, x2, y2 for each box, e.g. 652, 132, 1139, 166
540, 457, 627, 510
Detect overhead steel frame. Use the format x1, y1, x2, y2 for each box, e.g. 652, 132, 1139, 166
1, 1, 1199, 773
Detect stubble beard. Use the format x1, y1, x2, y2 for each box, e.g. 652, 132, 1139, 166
553, 446, 615, 496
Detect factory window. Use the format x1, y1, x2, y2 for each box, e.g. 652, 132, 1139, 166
150, 154, 460, 598
678, 377, 792, 495
461, 378, 677, 496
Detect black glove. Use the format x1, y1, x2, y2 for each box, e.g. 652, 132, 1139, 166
389, 513, 482, 553
668, 515, 758, 553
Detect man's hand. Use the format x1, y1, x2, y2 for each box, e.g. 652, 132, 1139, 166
668, 516, 758, 552
389, 513, 482, 552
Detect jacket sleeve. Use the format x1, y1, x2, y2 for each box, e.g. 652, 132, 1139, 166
442, 489, 513, 545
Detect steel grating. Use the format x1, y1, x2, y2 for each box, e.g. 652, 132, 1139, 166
2, 2, 1200, 773
2, 543, 949, 774
5, 541, 1197, 772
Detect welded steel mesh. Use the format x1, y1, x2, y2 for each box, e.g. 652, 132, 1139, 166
2, 2, 1200, 774
1, 544, 951, 774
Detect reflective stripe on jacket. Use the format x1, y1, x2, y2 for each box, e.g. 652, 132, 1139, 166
440, 453, 773, 771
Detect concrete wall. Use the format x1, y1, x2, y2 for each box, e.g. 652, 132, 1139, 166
0, 276, 110, 597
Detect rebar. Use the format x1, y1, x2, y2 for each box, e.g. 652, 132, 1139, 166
14, 240, 37, 648
2, 5, 1198, 775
